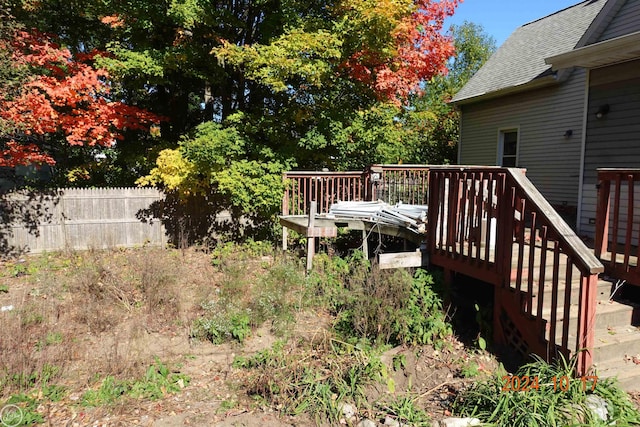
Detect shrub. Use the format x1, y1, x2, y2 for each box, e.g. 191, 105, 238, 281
320, 253, 451, 347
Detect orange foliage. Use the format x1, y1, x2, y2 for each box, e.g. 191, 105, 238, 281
0, 31, 161, 167
345, 0, 459, 103
100, 15, 125, 28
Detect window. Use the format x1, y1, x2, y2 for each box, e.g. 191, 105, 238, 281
499, 129, 518, 167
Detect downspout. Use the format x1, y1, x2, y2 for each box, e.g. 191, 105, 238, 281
576, 69, 591, 234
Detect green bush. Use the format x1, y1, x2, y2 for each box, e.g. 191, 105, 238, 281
317, 253, 451, 347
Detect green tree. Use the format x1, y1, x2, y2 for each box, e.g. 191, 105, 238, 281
404, 21, 496, 165
0, 0, 28, 137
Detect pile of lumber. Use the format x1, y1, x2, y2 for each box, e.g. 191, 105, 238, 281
326, 201, 427, 234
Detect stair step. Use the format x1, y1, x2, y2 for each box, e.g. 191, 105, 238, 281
592, 335, 640, 392
592, 326, 640, 364
539, 299, 634, 330
534, 279, 613, 305
543, 300, 635, 343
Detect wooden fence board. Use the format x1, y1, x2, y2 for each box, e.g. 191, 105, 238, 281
3, 188, 166, 254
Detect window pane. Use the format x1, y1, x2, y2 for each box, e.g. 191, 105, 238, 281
503, 132, 517, 155
502, 156, 517, 167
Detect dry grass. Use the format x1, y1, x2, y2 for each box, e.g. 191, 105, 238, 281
0, 247, 210, 398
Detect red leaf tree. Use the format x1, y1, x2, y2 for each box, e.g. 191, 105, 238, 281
0, 30, 161, 168
344, 0, 459, 103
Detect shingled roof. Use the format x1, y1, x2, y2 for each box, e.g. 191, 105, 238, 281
451, 0, 609, 104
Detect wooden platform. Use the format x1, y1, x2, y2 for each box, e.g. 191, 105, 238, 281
279, 215, 423, 243
280, 211, 425, 271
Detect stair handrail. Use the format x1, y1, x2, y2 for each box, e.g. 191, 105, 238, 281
506, 168, 603, 275
427, 166, 603, 375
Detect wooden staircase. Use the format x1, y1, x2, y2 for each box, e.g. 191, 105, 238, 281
589, 282, 640, 391
526, 258, 640, 391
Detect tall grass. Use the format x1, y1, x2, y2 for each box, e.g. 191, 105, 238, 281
454, 353, 640, 426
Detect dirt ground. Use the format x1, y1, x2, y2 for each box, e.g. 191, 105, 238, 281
1, 247, 619, 426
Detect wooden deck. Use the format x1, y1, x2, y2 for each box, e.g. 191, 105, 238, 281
282, 165, 605, 375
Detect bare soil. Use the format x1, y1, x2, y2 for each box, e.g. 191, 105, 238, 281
0, 247, 540, 426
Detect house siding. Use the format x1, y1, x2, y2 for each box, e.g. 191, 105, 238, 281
597, 0, 640, 41
458, 69, 587, 211
580, 59, 640, 237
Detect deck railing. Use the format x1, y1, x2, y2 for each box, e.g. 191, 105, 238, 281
427, 167, 603, 374
282, 171, 367, 216
282, 165, 431, 216
595, 169, 640, 285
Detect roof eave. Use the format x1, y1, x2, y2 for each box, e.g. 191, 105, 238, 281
451, 74, 558, 106
545, 30, 640, 70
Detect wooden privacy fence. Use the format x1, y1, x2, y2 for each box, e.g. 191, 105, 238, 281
595, 169, 640, 286
3, 187, 165, 254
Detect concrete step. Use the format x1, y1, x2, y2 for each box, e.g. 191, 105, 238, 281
592, 325, 640, 364
542, 300, 636, 343
593, 344, 640, 392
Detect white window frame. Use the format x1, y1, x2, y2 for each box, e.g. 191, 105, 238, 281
497, 127, 520, 167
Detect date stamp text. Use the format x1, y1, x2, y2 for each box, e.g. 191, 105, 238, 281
501, 375, 599, 392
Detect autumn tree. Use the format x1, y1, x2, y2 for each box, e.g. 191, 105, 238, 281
0, 27, 161, 187
8, 0, 468, 238
403, 21, 496, 165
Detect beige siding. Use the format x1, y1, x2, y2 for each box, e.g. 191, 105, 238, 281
598, 0, 640, 41
580, 60, 640, 237
458, 69, 587, 208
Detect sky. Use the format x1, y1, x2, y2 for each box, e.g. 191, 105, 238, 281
445, 0, 583, 46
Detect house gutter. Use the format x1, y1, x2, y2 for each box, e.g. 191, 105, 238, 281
545, 31, 640, 70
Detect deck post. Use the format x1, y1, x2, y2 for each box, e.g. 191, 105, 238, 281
426, 170, 438, 254
362, 228, 369, 258
306, 201, 317, 272
282, 174, 290, 251
493, 174, 510, 349
594, 176, 610, 259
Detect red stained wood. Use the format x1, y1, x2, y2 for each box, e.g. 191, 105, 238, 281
282, 165, 603, 375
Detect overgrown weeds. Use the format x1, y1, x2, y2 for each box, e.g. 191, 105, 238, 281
1, 247, 190, 401
310, 252, 452, 347
232, 339, 386, 424
81, 359, 189, 406
454, 353, 640, 426
221, 249, 455, 424
191, 252, 304, 342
